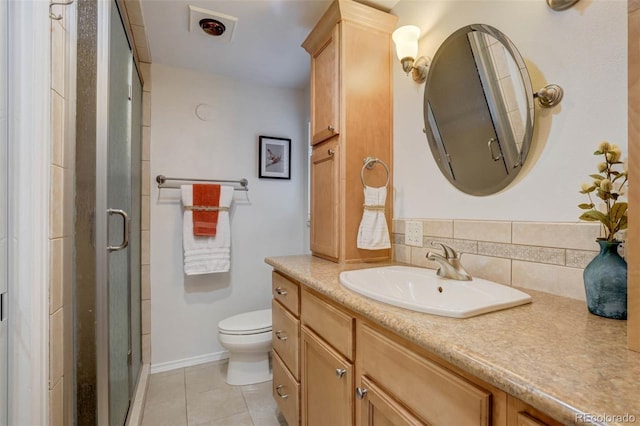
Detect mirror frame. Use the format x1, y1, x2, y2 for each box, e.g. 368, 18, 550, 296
423, 24, 535, 196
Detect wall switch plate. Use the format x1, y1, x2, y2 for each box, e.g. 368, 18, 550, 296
405, 221, 423, 247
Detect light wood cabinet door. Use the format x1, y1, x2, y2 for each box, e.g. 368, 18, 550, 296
301, 327, 353, 426
357, 376, 424, 426
310, 138, 340, 260
310, 25, 339, 145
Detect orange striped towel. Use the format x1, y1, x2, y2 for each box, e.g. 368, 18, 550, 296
193, 184, 221, 236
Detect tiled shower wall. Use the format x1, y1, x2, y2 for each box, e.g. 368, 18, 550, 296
49, 6, 74, 426
140, 62, 151, 365
392, 219, 607, 301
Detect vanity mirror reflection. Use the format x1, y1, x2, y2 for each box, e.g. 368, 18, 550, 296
424, 24, 558, 196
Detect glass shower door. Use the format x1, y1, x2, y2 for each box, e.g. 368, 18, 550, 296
107, 2, 133, 424
0, 1, 8, 423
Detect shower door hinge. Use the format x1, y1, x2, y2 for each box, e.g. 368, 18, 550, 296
127, 349, 132, 366
128, 84, 132, 101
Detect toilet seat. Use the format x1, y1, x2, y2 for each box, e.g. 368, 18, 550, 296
218, 309, 272, 335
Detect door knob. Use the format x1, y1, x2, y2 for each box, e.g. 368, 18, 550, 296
275, 330, 288, 341
335, 368, 347, 378
327, 125, 335, 132
356, 387, 368, 399
275, 287, 288, 296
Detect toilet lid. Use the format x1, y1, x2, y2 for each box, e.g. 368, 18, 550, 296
218, 309, 272, 335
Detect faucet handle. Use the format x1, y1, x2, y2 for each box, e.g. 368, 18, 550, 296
430, 241, 458, 259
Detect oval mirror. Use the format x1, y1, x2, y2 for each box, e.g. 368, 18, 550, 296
423, 24, 534, 196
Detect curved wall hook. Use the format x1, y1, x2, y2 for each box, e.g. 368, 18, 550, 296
534, 84, 564, 108
49, 0, 74, 20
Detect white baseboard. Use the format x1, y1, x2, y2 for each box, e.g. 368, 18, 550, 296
150, 350, 230, 374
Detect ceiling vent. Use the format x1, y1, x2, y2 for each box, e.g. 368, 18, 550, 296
189, 5, 238, 43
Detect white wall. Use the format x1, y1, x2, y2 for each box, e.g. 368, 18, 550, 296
150, 64, 307, 367
392, 0, 627, 221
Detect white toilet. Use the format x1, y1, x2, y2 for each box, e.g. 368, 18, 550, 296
217, 309, 273, 386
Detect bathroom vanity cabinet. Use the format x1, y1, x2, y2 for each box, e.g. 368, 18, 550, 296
303, 0, 396, 263
271, 269, 561, 426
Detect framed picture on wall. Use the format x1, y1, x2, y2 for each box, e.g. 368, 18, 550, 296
258, 136, 291, 180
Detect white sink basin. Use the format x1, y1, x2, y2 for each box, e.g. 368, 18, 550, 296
339, 266, 531, 318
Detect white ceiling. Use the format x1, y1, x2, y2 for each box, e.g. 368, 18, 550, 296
140, 0, 398, 89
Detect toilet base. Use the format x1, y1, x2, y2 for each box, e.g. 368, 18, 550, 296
226, 351, 272, 386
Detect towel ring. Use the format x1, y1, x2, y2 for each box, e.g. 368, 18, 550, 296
361, 157, 390, 188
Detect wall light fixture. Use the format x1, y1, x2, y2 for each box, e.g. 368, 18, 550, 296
391, 25, 430, 84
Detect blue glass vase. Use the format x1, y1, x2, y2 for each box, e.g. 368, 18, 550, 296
583, 239, 627, 320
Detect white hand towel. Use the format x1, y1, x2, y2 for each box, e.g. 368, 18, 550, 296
181, 185, 234, 275
357, 185, 391, 250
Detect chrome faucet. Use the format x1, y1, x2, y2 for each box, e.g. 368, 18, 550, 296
426, 242, 472, 281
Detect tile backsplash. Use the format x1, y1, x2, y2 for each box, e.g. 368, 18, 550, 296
392, 219, 609, 302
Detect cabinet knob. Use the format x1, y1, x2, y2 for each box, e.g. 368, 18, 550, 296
328, 149, 335, 156
275, 287, 288, 296
275, 384, 289, 399
327, 125, 335, 132
335, 368, 347, 378
356, 387, 368, 399
275, 330, 288, 341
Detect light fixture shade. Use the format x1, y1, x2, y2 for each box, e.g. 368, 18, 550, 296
392, 25, 421, 61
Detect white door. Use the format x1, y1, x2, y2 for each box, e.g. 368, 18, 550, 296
0, 0, 9, 424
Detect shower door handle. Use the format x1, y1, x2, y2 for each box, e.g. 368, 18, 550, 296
107, 208, 130, 252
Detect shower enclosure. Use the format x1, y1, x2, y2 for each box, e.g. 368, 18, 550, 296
76, 1, 142, 424
0, 1, 7, 424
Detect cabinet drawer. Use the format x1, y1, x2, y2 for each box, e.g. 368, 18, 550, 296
301, 289, 354, 360
507, 396, 562, 426
272, 299, 300, 380
273, 351, 300, 426
359, 323, 491, 426
272, 271, 300, 316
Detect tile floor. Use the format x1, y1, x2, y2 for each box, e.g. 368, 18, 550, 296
141, 360, 287, 426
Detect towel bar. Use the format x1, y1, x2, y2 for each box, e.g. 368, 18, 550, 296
156, 175, 249, 191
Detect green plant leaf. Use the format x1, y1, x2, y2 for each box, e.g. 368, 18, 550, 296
618, 215, 628, 230
578, 203, 594, 210
612, 173, 625, 182
579, 210, 608, 225
611, 202, 628, 223
590, 174, 604, 180
593, 150, 603, 155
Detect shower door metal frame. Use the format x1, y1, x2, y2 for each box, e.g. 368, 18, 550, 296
0, 1, 8, 424
95, 0, 110, 422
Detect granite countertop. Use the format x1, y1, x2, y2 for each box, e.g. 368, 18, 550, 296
265, 254, 640, 426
